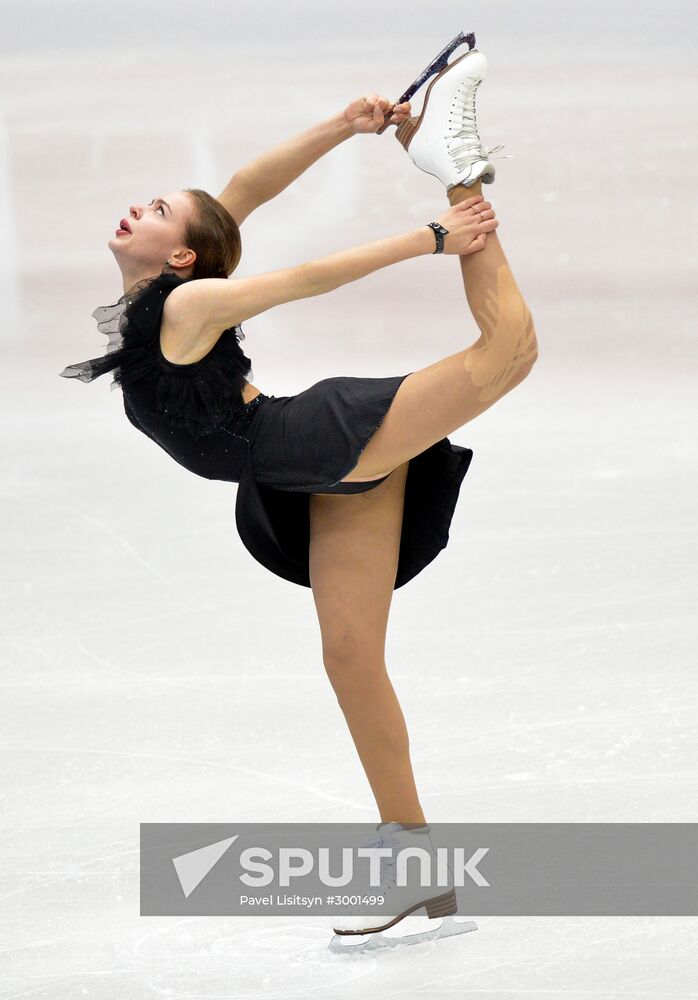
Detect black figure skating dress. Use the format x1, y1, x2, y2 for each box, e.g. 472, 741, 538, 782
60, 269, 474, 588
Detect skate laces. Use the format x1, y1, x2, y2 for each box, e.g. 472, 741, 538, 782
445, 77, 514, 170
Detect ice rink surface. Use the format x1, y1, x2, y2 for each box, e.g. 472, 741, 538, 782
1, 0, 697, 995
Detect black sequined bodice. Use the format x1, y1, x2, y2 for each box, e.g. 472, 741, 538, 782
59, 269, 260, 482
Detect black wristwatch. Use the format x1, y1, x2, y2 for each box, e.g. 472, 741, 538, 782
426, 221, 449, 254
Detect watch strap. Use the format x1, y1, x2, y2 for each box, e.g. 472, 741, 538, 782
426, 221, 449, 254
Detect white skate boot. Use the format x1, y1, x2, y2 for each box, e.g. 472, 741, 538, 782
328, 821, 478, 954
393, 46, 512, 190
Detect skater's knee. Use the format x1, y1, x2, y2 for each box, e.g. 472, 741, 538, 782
322, 642, 387, 697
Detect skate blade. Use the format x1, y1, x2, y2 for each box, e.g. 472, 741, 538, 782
328, 915, 478, 954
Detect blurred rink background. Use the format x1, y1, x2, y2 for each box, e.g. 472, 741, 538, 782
1, 0, 697, 996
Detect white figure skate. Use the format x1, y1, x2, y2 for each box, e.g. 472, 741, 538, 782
378, 31, 513, 190
328, 822, 478, 954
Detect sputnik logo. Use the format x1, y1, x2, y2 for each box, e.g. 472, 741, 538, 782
172, 835, 239, 898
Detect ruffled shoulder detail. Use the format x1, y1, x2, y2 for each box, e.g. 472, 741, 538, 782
60, 269, 254, 440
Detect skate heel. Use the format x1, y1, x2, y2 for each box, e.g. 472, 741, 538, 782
424, 887, 458, 919
376, 29, 477, 136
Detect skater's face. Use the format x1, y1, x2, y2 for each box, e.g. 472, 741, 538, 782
108, 189, 197, 274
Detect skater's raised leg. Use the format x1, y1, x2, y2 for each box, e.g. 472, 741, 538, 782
341, 43, 538, 483
447, 176, 538, 392
339, 179, 538, 482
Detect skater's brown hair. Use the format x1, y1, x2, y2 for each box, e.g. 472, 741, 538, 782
182, 188, 242, 281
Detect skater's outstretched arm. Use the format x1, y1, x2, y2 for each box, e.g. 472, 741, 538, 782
163, 197, 493, 365
163, 229, 434, 362
213, 177, 260, 228
216, 96, 411, 222
217, 112, 351, 222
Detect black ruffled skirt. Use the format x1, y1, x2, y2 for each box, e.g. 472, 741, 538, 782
234, 373, 474, 590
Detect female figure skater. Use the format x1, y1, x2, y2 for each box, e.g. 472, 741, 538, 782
61, 34, 538, 951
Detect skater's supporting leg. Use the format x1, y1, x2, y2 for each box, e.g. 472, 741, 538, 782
309, 462, 426, 826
